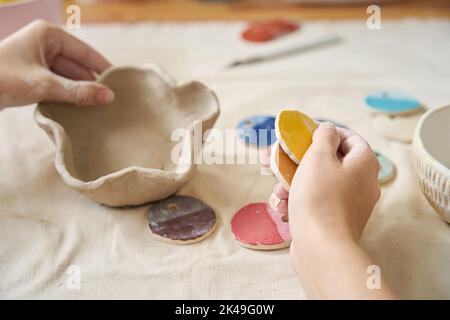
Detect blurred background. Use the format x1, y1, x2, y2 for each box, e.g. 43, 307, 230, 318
1, 0, 450, 300
0, 0, 449, 38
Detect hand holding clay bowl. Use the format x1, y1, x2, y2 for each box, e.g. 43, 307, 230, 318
413, 105, 450, 223
35, 65, 220, 207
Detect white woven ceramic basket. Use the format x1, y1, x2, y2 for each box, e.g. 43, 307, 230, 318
413, 105, 450, 223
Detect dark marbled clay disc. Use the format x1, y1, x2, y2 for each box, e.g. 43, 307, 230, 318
147, 195, 216, 242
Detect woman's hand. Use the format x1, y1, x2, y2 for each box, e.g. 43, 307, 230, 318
270, 123, 395, 299
289, 123, 381, 244
271, 123, 380, 242
0, 20, 114, 109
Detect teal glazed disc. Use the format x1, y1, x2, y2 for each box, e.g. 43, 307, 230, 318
375, 151, 396, 184
365, 91, 421, 115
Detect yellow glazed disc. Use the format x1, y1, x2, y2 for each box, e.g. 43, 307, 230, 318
275, 110, 317, 164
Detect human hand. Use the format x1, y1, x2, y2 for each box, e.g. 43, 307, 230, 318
270, 123, 391, 299
289, 123, 380, 244
0, 20, 114, 109
270, 123, 380, 243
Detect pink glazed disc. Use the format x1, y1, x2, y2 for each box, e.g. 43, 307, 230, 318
231, 202, 291, 250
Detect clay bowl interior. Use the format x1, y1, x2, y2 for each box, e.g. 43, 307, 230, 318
417, 107, 450, 170
35, 66, 219, 206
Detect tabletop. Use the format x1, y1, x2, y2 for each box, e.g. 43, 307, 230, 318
1, 19, 450, 299
66, 0, 450, 22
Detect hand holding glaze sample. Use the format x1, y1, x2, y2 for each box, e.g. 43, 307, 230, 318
34, 65, 220, 206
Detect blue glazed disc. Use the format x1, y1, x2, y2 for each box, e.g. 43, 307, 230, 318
375, 151, 396, 184
365, 91, 421, 114
236, 115, 277, 147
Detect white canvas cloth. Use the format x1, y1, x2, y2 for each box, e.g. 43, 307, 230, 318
0, 20, 450, 299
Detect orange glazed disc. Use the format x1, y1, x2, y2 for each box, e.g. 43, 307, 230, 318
275, 109, 317, 164
270, 141, 298, 191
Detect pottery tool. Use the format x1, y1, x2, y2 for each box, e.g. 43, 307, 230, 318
236, 115, 276, 147
365, 91, 422, 115
375, 151, 396, 185
147, 195, 217, 244
241, 20, 299, 43
275, 109, 318, 164
314, 118, 349, 129
231, 202, 291, 250
227, 35, 341, 69
270, 141, 298, 191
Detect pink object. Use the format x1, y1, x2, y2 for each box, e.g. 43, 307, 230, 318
231, 202, 291, 249
0, 0, 62, 40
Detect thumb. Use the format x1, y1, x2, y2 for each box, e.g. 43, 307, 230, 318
308, 122, 340, 158
46, 74, 115, 106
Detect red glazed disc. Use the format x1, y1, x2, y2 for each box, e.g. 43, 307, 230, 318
231, 202, 291, 250
242, 20, 299, 43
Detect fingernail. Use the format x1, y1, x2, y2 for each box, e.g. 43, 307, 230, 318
320, 122, 335, 129
273, 183, 289, 199
96, 88, 115, 104
276, 200, 287, 209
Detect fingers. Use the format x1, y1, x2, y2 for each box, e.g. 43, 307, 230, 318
337, 127, 380, 176
269, 183, 289, 222
42, 26, 113, 105
43, 73, 115, 106
269, 193, 288, 214
337, 128, 377, 167
57, 29, 111, 74
337, 128, 370, 159
273, 183, 289, 200
51, 56, 95, 81
308, 122, 340, 159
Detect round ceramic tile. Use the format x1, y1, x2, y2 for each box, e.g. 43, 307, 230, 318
241, 20, 299, 43
147, 195, 217, 244
270, 141, 298, 192
371, 112, 423, 143
375, 151, 396, 184
365, 91, 421, 115
275, 109, 317, 164
236, 115, 276, 148
231, 202, 291, 250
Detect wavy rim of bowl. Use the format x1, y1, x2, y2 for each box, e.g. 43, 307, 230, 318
34, 65, 220, 191
413, 104, 450, 178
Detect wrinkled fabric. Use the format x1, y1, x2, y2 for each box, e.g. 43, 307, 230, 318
1, 20, 450, 299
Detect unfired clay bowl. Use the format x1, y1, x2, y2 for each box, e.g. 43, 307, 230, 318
413, 105, 450, 223
34, 65, 220, 206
